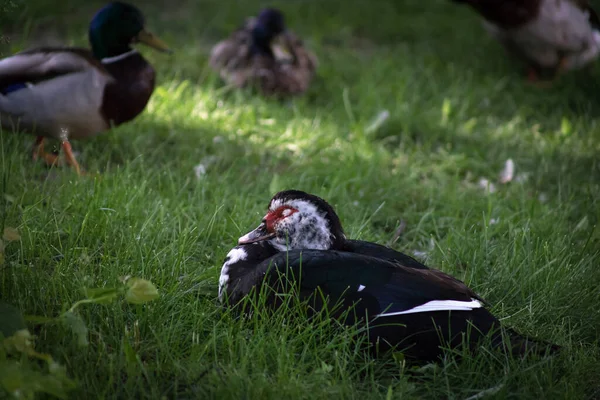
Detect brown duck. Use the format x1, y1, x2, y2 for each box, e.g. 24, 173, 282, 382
451, 0, 600, 81
0, 2, 171, 175
209, 8, 318, 97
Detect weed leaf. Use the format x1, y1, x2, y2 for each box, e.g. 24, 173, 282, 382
61, 312, 89, 348
0, 360, 75, 399
83, 287, 120, 305
125, 278, 159, 304
2, 227, 20, 242
0, 302, 26, 337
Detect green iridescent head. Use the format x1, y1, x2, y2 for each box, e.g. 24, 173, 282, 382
89, 2, 170, 59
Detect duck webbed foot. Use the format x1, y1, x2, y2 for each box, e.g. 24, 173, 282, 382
525, 66, 554, 88
527, 56, 569, 87
61, 139, 84, 176
32, 136, 61, 167
32, 136, 85, 176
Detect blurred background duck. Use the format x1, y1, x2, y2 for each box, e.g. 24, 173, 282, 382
209, 8, 318, 97
0, 1, 171, 175
451, 0, 600, 82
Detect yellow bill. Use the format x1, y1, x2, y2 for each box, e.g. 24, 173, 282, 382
136, 29, 172, 53
270, 33, 294, 63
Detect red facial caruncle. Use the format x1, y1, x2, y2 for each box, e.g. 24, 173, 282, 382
264, 206, 299, 232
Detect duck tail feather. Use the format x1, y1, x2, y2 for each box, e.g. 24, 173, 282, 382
493, 328, 561, 357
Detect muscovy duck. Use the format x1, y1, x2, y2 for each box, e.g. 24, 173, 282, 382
0, 1, 171, 175
209, 8, 318, 97
450, 0, 600, 82
219, 190, 559, 362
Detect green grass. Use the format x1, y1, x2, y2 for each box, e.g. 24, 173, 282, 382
1, 0, 600, 398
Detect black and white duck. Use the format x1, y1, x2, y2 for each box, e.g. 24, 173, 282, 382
0, 1, 171, 175
451, 0, 600, 81
219, 189, 559, 362
209, 8, 318, 97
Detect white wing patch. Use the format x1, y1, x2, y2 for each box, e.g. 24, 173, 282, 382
218, 247, 248, 301
376, 298, 483, 317
358, 285, 366, 292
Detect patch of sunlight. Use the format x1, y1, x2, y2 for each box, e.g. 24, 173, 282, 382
390, 152, 410, 176
484, 115, 525, 139
441, 98, 452, 127
461, 118, 478, 134
259, 118, 276, 126
559, 117, 572, 137
143, 77, 388, 165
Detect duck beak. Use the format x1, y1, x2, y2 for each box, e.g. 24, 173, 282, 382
136, 29, 172, 53
270, 31, 293, 62
238, 223, 276, 245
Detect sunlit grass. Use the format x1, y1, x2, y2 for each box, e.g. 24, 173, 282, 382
1, 0, 599, 398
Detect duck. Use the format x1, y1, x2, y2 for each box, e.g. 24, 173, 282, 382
219, 189, 560, 362
0, 1, 171, 175
450, 0, 600, 82
209, 8, 318, 97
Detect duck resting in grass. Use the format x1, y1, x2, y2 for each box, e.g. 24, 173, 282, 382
219, 190, 560, 362
0, 1, 171, 175
209, 8, 318, 97
451, 0, 600, 82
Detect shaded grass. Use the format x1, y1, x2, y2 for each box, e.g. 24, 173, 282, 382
1, 0, 600, 398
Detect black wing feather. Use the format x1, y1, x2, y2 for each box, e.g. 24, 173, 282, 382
344, 239, 430, 270
250, 250, 482, 317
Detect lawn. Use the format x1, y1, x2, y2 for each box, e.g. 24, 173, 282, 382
1, 0, 599, 398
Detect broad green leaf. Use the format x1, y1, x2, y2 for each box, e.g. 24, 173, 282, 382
61, 312, 88, 348
122, 338, 140, 377
0, 302, 26, 337
125, 278, 159, 304
0, 360, 76, 399
560, 117, 572, 137
386, 385, 393, 400
2, 227, 20, 242
441, 98, 452, 126
3, 329, 34, 354
3, 194, 15, 203
392, 351, 405, 365
0, 362, 28, 399
24, 315, 56, 324
123, 338, 137, 365
317, 361, 333, 374
83, 287, 120, 305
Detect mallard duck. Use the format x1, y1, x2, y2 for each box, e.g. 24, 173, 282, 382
220, 190, 560, 362
209, 8, 318, 97
451, 0, 600, 81
0, 1, 171, 175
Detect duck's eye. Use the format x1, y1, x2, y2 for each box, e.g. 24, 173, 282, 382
264, 206, 298, 232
